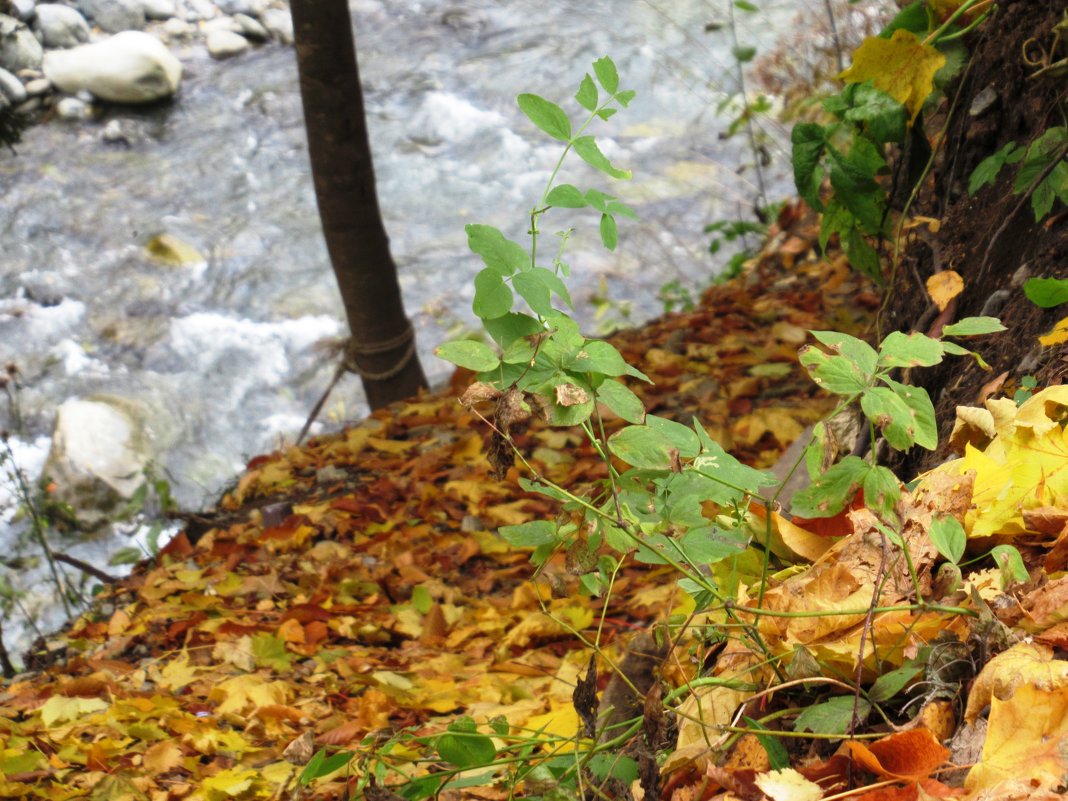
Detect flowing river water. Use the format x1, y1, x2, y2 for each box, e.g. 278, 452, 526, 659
0, 0, 872, 656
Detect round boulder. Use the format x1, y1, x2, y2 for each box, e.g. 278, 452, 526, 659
42, 397, 154, 529
205, 28, 246, 59
43, 31, 181, 103
0, 12, 43, 71
77, 0, 144, 33
34, 4, 91, 49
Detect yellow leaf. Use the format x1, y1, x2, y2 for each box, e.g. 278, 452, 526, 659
964, 642, 1068, 724
154, 650, 200, 691
839, 30, 946, 121
211, 675, 292, 718
199, 766, 261, 800
39, 696, 109, 728
143, 740, 184, 773
754, 768, 824, 801
1039, 316, 1068, 347
925, 269, 963, 311
523, 703, 582, 751
965, 682, 1068, 795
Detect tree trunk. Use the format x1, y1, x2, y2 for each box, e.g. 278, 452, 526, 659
290, 0, 427, 410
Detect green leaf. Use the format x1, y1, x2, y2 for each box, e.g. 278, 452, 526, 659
517, 93, 572, 142
436, 339, 500, 372
483, 312, 543, 348
991, 544, 1028, 587
930, 516, 966, 565
587, 754, 639, 783
732, 45, 756, 63
794, 696, 869, 735
880, 0, 928, 37
868, 662, 923, 703
734, 0, 759, 11
547, 375, 595, 426
863, 465, 901, 519
252, 633, 294, 671
827, 139, 885, 235
566, 340, 631, 376
844, 227, 883, 283
473, 268, 514, 319
881, 377, 938, 450
600, 213, 619, 250
466, 224, 527, 276
575, 74, 598, 112
437, 721, 497, 769
299, 750, 353, 784
615, 89, 636, 108
546, 183, 588, 209
968, 141, 1023, 195
597, 380, 646, 424
791, 123, 826, 209
513, 271, 552, 317
877, 330, 945, 368
791, 455, 870, 518
941, 316, 1006, 336
862, 386, 920, 450
692, 438, 777, 499
799, 347, 868, 397
592, 56, 619, 94
573, 136, 632, 180
743, 716, 789, 770
811, 331, 878, 375
609, 425, 677, 469
499, 520, 557, 547
1023, 277, 1068, 308
647, 414, 701, 457
838, 82, 906, 144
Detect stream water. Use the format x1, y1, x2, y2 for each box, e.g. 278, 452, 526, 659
0, 0, 873, 657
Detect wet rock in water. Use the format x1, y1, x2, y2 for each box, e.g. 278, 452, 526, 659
43, 31, 181, 103
76, 0, 145, 33
33, 4, 91, 49
160, 16, 192, 39
42, 397, 154, 530
141, 0, 175, 20
0, 13, 43, 71
0, 65, 26, 103
205, 28, 246, 59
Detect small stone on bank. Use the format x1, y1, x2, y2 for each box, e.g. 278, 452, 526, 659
34, 4, 92, 49
0, 65, 27, 104
205, 28, 247, 59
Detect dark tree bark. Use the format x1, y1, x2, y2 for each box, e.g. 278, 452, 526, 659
290, 0, 427, 410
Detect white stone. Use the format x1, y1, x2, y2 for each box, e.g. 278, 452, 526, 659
42, 397, 153, 529
232, 12, 265, 41
160, 15, 192, 40
34, 4, 91, 49
43, 31, 181, 104
55, 95, 91, 120
22, 75, 47, 94
259, 7, 290, 44
140, 0, 175, 20
0, 13, 43, 72
8, 0, 35, 23
0, 65, 26, 103
205, 28, 246, 59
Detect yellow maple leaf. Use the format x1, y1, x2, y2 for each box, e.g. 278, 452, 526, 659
839, 30, 946, 121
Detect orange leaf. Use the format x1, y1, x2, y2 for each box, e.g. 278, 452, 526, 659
925, 270, 963, 312
838, 729, 949, 782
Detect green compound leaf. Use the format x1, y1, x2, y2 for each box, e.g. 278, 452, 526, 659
573, 136, 632, 179
791, 123, 826, 209
592, 56, 619, 94
546, 183, 588, 208
566, 339, 631, 376
517, 93, 572, 142
877, 330, 945, 368
862, 386, 920, 450
880, 377, 937, 450
575, 73, 598, 112
791, 455, 870, 518
1024, 277, 1068, 308
597, 379, 646, 424
968, 140, 1024, 195
646, 414, 701, 458
941, 316, 1007, 337
466, 224, 527, 276
832, 82, 906, 145
483, 312, 543, 348
435, 340, 500, 372
794, 696, 870, 735
930, 515, 966, 565
473, 268, 514, 319
862, 464, 901, 519
609, 424, 672, 469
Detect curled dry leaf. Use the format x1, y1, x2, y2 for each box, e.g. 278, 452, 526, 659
926, 270, 964, 312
